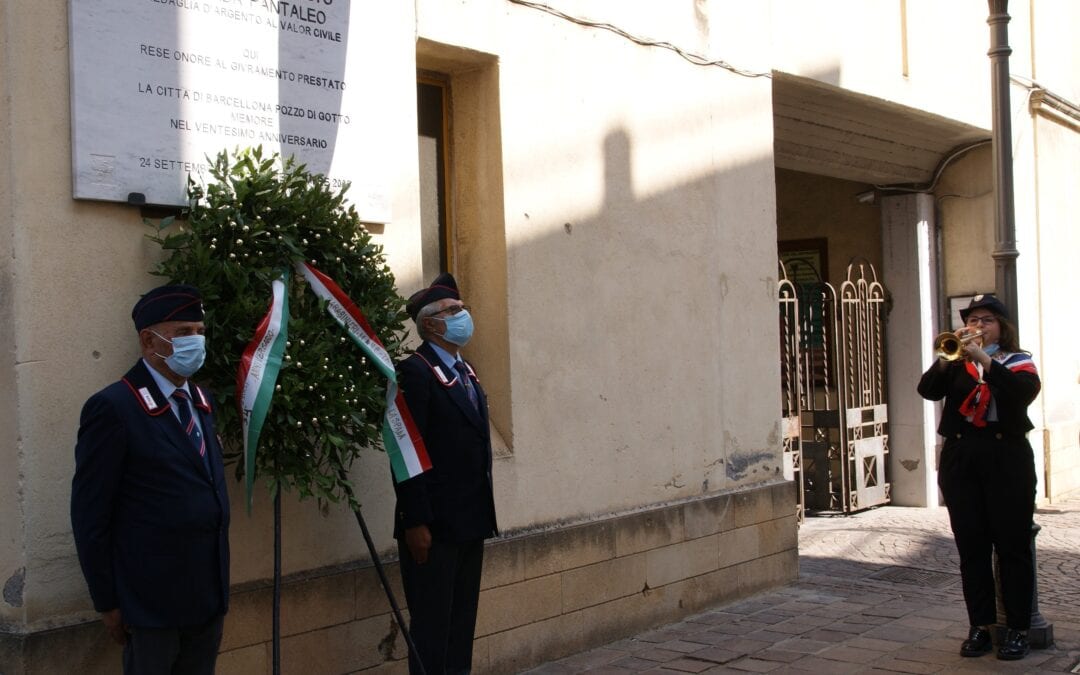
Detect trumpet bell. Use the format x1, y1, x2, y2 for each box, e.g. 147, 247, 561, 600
933, 330, 984, 361
934, 332, 963, 361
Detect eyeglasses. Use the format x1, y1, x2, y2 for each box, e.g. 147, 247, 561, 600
965, 315, 998, 326
433, 304, 470, 317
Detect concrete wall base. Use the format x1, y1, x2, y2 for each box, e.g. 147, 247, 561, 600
0, 620, 120, 674
0, 482, 797, 674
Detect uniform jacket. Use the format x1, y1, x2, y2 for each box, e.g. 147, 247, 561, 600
393, 342, 498, 543
917, 353, 1040, 438
71, 360, 230, 628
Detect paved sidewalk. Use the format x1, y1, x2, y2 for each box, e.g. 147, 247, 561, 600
527, 495, 1080, 674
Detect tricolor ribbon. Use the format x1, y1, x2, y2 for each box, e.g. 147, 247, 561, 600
236, 261, 431, 509
237, 271, 290, 510
297, 262, 431, 484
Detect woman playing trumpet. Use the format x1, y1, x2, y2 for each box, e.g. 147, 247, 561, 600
917, 293, 1040, 661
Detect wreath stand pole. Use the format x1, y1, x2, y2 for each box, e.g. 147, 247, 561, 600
342, 471, 425, 675
273, 489, 282, 675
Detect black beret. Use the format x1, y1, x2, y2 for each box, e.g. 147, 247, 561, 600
960, 293, 1009, 322
405, 273, 460, 321
132, 284, 205, 331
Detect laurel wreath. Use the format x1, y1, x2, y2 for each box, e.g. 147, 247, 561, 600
148, 147, 407, 507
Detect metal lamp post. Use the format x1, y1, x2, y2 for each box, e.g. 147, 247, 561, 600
986, 0, 1053, 649
986, 0, 1018, 319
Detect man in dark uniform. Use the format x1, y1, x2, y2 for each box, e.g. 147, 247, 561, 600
394, 273, 498, 675
71, 284, 230, 674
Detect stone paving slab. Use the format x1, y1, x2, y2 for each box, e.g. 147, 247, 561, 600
658, 658, 716, 673
525, 494, 1080, 674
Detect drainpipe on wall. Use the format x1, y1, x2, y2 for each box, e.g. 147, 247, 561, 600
986, 0, 1019, 323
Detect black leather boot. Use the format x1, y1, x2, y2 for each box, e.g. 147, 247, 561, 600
960, 626, 992, 657
997, 629, 1030, 660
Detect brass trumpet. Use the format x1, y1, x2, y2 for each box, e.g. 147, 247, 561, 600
933, 330, 985, 361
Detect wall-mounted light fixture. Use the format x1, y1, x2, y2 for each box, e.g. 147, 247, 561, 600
855, 189, 876, 205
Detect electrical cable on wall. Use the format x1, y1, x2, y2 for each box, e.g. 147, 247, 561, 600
874, 139, 992, 194
506, 0, 771, 79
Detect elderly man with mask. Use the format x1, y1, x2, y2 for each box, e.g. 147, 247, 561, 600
393, 273, 498, 675
71, 284, 230, 674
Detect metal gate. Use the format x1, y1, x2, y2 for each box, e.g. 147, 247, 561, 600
778, 271, 805, 522
779, 259, 890, 517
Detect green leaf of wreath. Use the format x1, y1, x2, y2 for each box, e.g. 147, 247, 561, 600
149, 146, 407, 508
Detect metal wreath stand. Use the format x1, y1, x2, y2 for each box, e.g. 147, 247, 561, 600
269, 483, 426, 675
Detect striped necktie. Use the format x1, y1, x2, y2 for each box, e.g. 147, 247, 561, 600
454, 361, 479, 411
171, 389, 208, 466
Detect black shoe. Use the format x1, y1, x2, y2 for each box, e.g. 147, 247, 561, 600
997, 629, 1030, 660
960, 626, 993, 657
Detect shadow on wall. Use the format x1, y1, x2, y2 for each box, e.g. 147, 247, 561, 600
485, 120, 784, 530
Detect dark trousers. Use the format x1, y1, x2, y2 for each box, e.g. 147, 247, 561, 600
398, 537, 485, 675
938, 435, 1036, 630
122, 614, 224, 675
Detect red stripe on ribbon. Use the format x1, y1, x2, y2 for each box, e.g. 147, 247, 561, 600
303, 263, 381, 343
304, 263, 432, 476
394, 389, 432, 472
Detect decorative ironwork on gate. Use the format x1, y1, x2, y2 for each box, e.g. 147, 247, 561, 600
778, 269, 804, 522
779, 259, 890, 517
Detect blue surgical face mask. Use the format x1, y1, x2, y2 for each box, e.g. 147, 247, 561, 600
153, 331, 207, 378
983, 343, 1000, 356
438, 310, 474, 347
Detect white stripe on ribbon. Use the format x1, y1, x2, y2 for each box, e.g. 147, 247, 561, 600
237, 272, 289, 510
297, 263, 395, 379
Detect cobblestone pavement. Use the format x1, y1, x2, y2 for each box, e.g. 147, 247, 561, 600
526, 494, 1080, 674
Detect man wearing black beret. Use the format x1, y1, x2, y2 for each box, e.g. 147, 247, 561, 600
71, 284, 230, 674
394, 273, 498, 675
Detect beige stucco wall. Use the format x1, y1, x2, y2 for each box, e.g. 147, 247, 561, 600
2, 0, 1077, 670
936, 145, 995, 301
2, 0, 168, 630
1021, 0, 1080, 499
0, 0, 426, 633
1029, 0, 1080, 104
491, 5, 781, 528
0, 0, 21, 633
1027, 113, 1080, 498
2, 0, 786, 641
769, 0, 995, 131
411, 2, 785, 529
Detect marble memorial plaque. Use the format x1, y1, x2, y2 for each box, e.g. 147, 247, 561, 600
70, 0, 392, 222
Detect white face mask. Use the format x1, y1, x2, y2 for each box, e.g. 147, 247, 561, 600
152, 331, 207, 378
